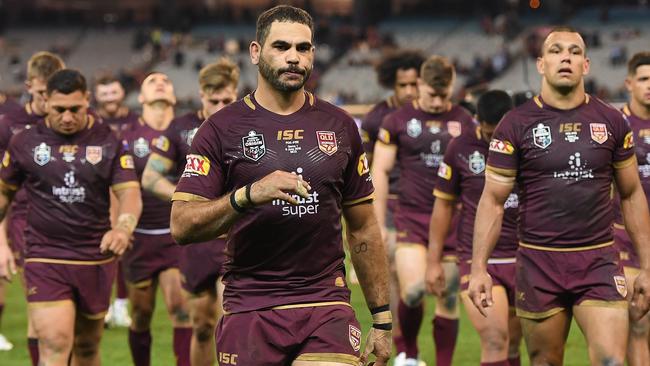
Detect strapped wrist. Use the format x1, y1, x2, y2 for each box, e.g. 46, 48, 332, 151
370, 304, 392, 330
116, 213, 137, 235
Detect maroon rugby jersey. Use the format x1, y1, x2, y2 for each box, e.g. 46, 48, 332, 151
378, 101, 474, 212
102, 110, 140, 139
487, 95, 634, 249
173, 92, 374, 313
361, 96, 400, 197
0, 117, 139, 261
434, 126, 518, 260
0, 95, 21, 117
122, 119, 172, 230
151, 111, 204, 179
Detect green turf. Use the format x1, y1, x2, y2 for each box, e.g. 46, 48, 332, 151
0, 271, 591, 365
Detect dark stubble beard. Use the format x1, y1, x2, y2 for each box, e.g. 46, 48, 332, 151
258, 53, 312, 93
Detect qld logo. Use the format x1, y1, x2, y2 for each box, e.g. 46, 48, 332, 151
316, 131, 338, 156
242, 130, 266, 161
407, 118, 422, 138
33, 142, 51, 166
469, 151, 485, 174
532, 123, 552, 149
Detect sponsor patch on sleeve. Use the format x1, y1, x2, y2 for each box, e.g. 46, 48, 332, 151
183, 154, 211, 177
623, 131, 635, 149
489, 139, 515, 155
154, 136, 170, 152
2, 151, 9, 167
438, 162, 452, 180
378, 128, 391, 144
357, 153, 370, 176
120, 155, 135, 169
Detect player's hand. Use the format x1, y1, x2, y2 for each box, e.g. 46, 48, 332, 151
0, 242, 16, 282
359, 328, 391, 366
425, 260, 446, 297
100, 228, 132, 256
467, 268, 493, 317
249, 170, 311, 206
631, 269, 650, 320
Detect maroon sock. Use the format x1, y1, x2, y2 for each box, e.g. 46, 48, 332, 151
433, 316, 459, 366
116, 264, 128, 299
128, 329, 151, 366
481, 361, 509, 366
28, 338, 39, 366
398, 300, 423, 358
508, 355, 521, 366
0, 304, 4, 329
393, 333, 406, 354
173, 327, 192, 366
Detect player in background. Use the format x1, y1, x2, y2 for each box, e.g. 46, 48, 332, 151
121, 72, 192, 366
170, 5, 391, 365
0, 51, 65, 362
94, 74, 139, 328
0, 92, 21, 117
0, 69, 142, 366
360, 49, 423, 355
372, 55, 474, 366
427, 90, 522, 366
469, 28, 650, 365
613, 51, 650, 366
141, 59, 238, 366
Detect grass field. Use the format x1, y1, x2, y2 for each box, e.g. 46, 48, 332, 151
0, 270, 592, 365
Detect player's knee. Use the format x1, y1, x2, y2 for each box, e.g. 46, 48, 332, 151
131, 305, 154, 330
170, 305, 191, 324
192, 319, 216, 343
630, 318, 650, 337
40, 332, 72, 354
478, 328, 508, 353
401, 282, 425, 307
73, 338, 100, 359
528, 349, 562, 366
599, 357, 623, 366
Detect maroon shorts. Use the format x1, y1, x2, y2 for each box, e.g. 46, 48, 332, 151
7, 213, 26, 267
24, 259, 117, 319
216, 305, 361, 365
515, 244, 627, 319
121, 230, 181, 287
180, 238, 226, 295
460, 259, 516, 305
394, 207, 456, 261
614, 225, 639, 269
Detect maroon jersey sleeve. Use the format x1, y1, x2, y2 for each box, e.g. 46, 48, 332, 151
0, 115, 13, 156
378, 113, 399, 146
613, 113, 635, 168
0, 138, 25, 191
342, 118, 374, 205
487, 111, 519, 177
434, 138, 461, 201
172, 123, 225, 201
110, 141, 139, 190
150, 130, 176, 162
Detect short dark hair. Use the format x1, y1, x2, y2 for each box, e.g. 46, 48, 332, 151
541, 26, 585, 55
95, 74, 122, 87
420, 55, 455, 90
477, 90, 513, 125
256, 5, 314, 46
376, 50, 425, 89
628, 52, 650, 75
47, 69, 87, 95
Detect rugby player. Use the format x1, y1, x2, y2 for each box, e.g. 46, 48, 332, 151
372, 55, 474, 366
0, 92, 21, 117
469, 28, 650, 365
360, 49, 423, 359
141, 59, 238, 366
95, 75, 138, 328
427, 90, 521, 366
121, 71, 192, 366
170, 5, 391, 366
0, 51, 65, 363
613, 51, 650, 366
0, 69, 142, 366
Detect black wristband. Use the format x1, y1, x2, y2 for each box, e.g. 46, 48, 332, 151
230, 190, 246, 213
372, 322, 392, 331
370, 304, 390, 314
245, 183, 254, 206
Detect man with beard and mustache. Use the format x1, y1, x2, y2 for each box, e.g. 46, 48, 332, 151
94, 75, 139, 139
169, 5, 391, 366
469, 28, 650, 365
141, 59, 238, 366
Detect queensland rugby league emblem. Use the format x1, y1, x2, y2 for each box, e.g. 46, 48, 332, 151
242, 130, 266, 161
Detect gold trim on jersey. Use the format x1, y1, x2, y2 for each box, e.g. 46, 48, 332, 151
623, 104, 632, 117
475, 126, 482, 140
306, 91, 315, 106
171, 192, 210, 202
486, 165, 517, 177
25, 257, 116, 265
433, 189, 456, 201
28, 300, 74, 309
295, 353, 359, 365
585, 94, 591, 104
613, 155, 636, 169
613, 223, 625, 230
519, 241, 613, 252
396, 241, 426, 248
81, 311, 109, 320
271, 301, 352, 310
343, 193, 374, 206
442, 254, 458, 263
387, 95, 397, 109
376, 139, 397, 147
412, 100, 419, 110
111, 181, 139, 192
87, 114, 95, 129
533, 96, 543, 109
0, 179, 18, 192
128, 279, 153, 289
243, 94, 256, 110
25, 102, 33, 115
577, 300, 627, 309
516, 306, 564, 320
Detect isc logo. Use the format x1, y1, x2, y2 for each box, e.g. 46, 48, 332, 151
277, 129, 304, 140
218, 352, 238, 365
559, 123, 581, 133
